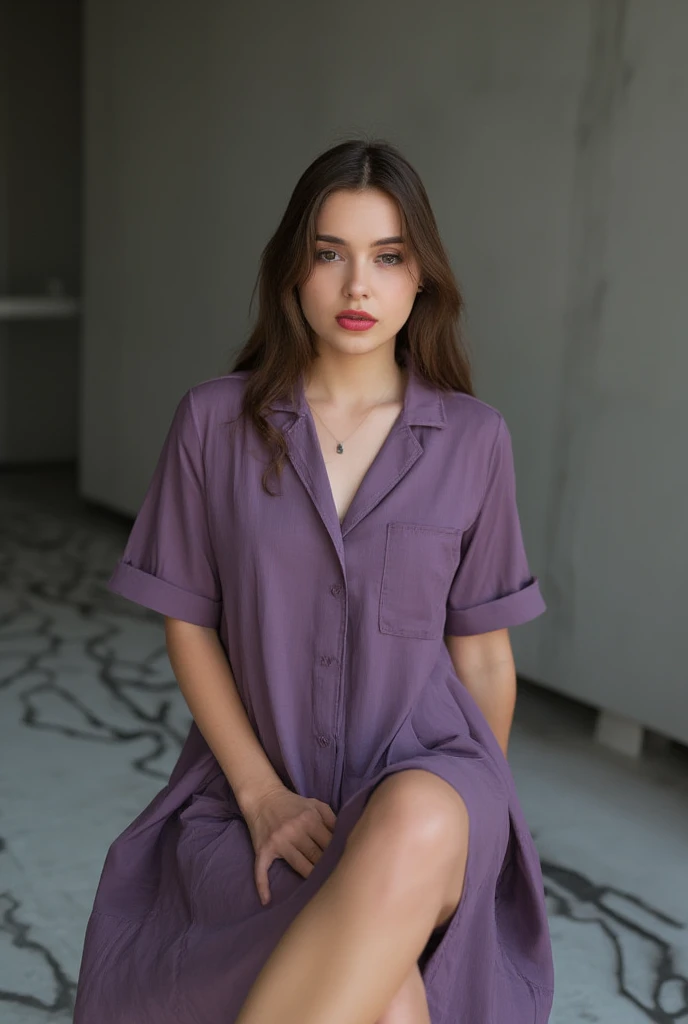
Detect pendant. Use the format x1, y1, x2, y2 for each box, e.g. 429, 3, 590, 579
336, 443, 344, 454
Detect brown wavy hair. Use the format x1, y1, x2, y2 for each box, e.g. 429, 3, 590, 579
230, 135, 475, 495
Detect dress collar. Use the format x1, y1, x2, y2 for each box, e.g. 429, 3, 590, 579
268, 355, 447, 429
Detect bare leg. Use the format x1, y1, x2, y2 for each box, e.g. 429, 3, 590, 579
235, 770, 469, 1024
374, 961, 431, 1024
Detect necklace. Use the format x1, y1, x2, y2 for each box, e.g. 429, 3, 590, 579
306, 382, 400, 455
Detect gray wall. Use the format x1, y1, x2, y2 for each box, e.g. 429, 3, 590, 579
81, 0, 688, 744
0, 2, 9, 452
0, 0, 81, 461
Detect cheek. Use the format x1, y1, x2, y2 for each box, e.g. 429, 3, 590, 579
385, 275, 419, 312
299, 269, 331, 307
297, 280, 319, 316
297, 279, 334, 332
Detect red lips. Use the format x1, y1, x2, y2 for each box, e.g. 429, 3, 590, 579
336, 309, 377, 321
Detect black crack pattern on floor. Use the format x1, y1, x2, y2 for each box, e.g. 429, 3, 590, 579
1, 587, 190, 779
0, 889, 76, 1014
19, 676, 181, 778
541, 857, 687, 1022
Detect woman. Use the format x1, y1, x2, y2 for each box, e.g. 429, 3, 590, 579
74, 137, 555, 1023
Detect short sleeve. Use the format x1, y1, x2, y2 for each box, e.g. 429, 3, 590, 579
106, 388, 222, 628
444, 413, 545, 636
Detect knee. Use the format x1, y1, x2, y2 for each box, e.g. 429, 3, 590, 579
352, 769, 470, 863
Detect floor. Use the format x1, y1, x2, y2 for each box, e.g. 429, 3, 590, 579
1, 466, 686, 1024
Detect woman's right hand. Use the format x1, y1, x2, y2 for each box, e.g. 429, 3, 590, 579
243, 785, 337, 905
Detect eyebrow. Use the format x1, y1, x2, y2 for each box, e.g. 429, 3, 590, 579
315, 234, 405, 247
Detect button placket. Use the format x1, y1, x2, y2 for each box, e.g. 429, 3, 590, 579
314, 583, 345, 755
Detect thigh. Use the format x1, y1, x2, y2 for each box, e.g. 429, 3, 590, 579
375, 961, 430, 1024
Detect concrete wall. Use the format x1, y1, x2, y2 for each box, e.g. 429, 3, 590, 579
0, 2, 9, 452
0, 0, 82, 462
81, 0, 688, 744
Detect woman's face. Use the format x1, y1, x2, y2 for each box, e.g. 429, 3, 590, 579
297, 188, 423, 357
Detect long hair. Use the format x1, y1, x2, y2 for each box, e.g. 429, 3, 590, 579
230, 136, 475, 495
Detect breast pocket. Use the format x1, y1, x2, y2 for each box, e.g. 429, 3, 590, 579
379, 522, 462, 639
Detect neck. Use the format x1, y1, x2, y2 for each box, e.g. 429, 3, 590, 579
303, 351, 409, 410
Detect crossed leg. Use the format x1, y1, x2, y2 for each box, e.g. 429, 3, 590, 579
235, 768, 470, 1024
374, 960, 434, 1024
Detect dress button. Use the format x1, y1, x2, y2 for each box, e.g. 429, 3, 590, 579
330, 584, 342, 596
318, 735, 330, 747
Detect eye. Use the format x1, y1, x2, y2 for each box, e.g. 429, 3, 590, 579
315, 249, 340, 262
378, 252, 404, 265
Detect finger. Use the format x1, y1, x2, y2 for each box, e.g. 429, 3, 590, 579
313, 800, 337, 830
254, 853, 272, 905
283, 844, 316, 879
309, 816, 335, 852
293, 833, 326, 865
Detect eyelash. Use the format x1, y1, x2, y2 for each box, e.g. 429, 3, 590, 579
315, 249, 404, 266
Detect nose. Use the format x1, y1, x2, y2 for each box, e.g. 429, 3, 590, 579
343, 258, 371, 299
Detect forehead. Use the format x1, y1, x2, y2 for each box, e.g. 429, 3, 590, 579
316, 188, 404, 240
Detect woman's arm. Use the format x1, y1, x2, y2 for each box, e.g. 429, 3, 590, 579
443, 628, 517, 758
164, 617, 284, 815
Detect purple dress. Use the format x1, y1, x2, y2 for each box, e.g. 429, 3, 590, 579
73, 361, 555, 1023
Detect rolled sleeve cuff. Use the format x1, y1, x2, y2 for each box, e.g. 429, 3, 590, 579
107, 560, 222, 629
444, 576, 546, 636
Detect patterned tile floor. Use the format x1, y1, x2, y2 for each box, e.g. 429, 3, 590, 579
1, 466, 686, 1023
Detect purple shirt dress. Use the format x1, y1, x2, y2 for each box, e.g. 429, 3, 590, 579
73, 358, 555, 1023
